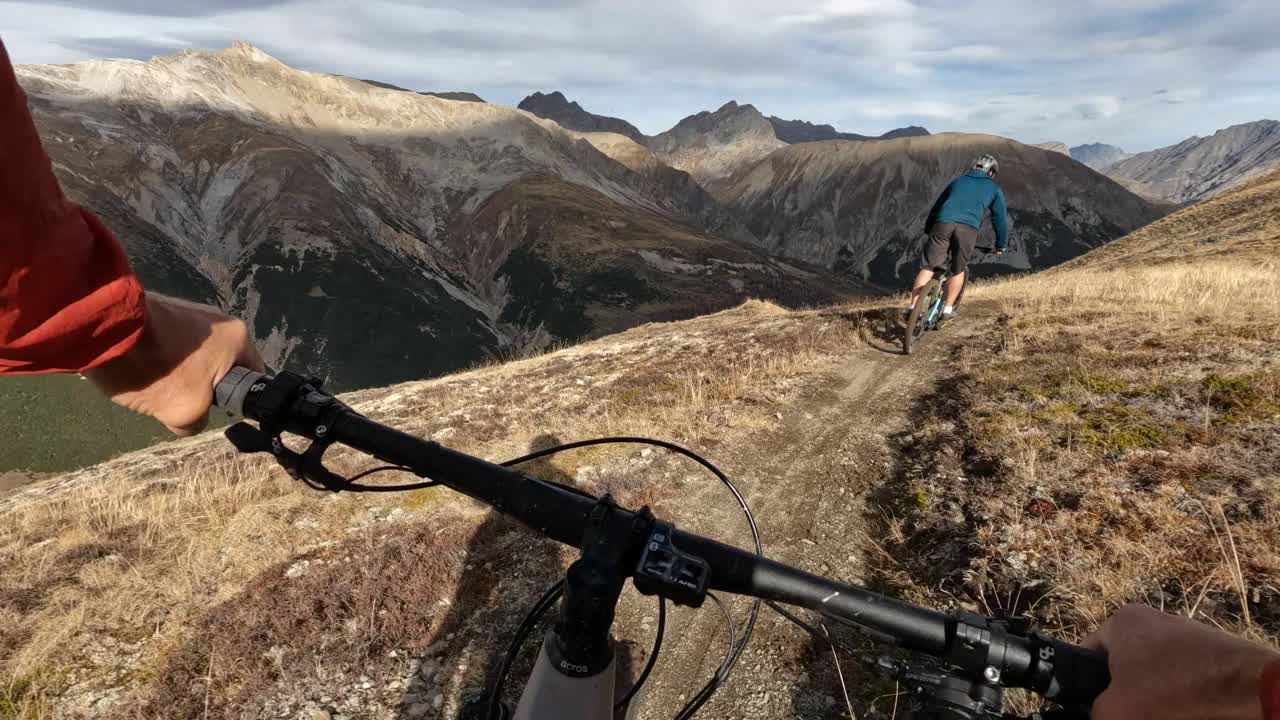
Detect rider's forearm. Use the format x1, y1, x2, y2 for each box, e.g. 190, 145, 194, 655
991, 190, 1010, 249
0, 39, 145, 375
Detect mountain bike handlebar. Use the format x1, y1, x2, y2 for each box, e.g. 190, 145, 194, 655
214, 367, 1108, 714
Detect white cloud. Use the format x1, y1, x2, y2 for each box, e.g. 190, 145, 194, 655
777, 0, 914, 25
1, 0, 1276, 150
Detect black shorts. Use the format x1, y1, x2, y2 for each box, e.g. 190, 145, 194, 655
920, 222, 978, 275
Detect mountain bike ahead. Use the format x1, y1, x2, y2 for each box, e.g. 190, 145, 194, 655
902, 248, 990, 355
214, 367, 1107, 720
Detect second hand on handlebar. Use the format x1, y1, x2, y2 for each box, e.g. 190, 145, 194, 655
213, 368, 1108, 717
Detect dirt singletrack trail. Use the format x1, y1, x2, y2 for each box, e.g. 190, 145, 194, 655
629, 304, 995, 720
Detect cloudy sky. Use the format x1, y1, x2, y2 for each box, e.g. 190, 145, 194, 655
3, 0, 1277, 150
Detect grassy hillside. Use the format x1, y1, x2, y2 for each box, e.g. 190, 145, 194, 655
905, 263, 1280, 636
944, 175, 1280, 635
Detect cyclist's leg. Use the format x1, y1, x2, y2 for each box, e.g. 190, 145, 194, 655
944, 272, 966, 308
909, 268, 934, 309
912, 224, 951, 308
942, 224, 977, 307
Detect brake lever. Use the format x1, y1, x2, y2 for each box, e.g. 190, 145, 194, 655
226, 421, 352, 492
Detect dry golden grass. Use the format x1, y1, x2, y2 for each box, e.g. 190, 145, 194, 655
858, 172, 1280, 716
0, 457, 333, 714
1058, 167, 1280, 270
975, 261, 1280, 333
0, 300, 862, 718
877, 257, 1280, 651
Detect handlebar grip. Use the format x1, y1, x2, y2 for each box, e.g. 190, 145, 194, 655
1047, 639, 1110, 707
214, 366, 267, 416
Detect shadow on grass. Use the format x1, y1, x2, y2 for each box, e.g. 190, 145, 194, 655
851, 307, 910, 357
139, 433, 650, 720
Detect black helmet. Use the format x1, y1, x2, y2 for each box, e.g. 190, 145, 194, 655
973, 153, 999, 176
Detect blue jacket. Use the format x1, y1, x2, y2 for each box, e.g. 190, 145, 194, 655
925, 169, 1010, 250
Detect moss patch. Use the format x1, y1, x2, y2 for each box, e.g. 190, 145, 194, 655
1077, 403, 1170, 453
1203, 373, 1280, 425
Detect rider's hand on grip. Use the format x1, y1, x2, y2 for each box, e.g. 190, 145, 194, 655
86, 293, 264, 436
1084, 604, 1279, 720
1046, 638, 1109, 709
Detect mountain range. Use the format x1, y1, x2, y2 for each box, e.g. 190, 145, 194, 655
516, 90, 930, 147
1101, 120, 1280, 203
716, 134, 1167, 284
517, 93, 1165, 282
17, 43, 857, 392
1033, 142, 1131, 169
1027, 124, 1279, 204
764, 117, 929, 144
1034, 142, 1070, 156
14, 41, 1171, 414
516, 92, 930, 185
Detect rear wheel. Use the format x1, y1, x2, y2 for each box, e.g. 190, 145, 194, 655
903, 278, 943, 355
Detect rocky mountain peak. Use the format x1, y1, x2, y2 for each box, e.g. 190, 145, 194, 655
1069, 143, 1130, 170
1034, 142, 1071, 155
226, 40, 275, 62
517, 91, 646, 143
658, 100, 775, 141
646, 101, 785, 186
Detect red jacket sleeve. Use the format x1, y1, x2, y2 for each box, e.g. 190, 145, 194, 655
1264, 659, 1280, 720
0, 39, 145, 374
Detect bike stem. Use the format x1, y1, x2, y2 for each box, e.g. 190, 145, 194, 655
511, 498, 652, 720
553, 498, 651, 677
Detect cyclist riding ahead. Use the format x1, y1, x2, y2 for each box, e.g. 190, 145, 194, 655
7, 38, 1280, 719
908, 153, 1009, 325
